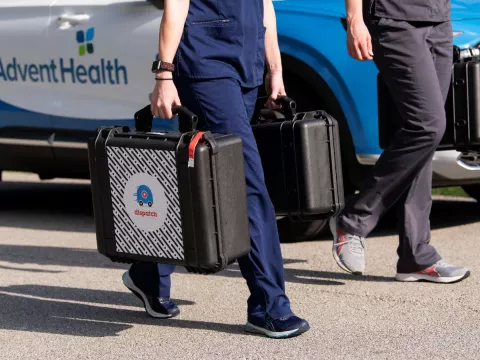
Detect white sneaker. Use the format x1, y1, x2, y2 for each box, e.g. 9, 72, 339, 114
395, 260, 470, 283
330, 217, 366, 275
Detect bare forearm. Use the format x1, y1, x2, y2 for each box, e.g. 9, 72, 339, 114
264, 0, 282, 74
345, 0, 363, 23
158, 0, 189, 63
345, 0, 373, 60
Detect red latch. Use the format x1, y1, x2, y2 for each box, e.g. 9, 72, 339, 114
188, 132, 205, 168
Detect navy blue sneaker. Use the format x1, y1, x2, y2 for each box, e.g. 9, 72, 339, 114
245, 314, 310, 339
122, 271, 180, 318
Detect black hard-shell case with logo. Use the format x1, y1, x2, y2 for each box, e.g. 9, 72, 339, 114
88, 108, 250, 274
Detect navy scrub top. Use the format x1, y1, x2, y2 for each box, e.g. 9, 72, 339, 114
174, 0, 266, 88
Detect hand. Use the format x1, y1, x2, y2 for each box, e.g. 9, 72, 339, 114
264, 71, 286, 110
150, 78, 181, 119
346, 17, 373, 61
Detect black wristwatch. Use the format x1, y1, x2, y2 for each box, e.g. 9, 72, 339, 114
151, 60, 175, 73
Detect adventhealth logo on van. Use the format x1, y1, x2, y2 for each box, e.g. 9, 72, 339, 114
77, 27, 95, 56
0, 27, 128, 85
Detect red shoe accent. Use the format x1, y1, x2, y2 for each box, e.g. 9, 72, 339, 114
336, 229, 346, 255
417, 264, 440, 277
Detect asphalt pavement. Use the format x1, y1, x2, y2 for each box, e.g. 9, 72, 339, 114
0, 172, 479, 360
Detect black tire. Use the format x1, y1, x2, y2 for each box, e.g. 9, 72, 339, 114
462, 185, 480, 202
139, 200, 143, 206
148, 202, 152, 207
277, 217, 329, 243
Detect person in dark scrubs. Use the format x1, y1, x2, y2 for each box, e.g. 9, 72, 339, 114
121, 0, 310, 338
330, 0, 470, 283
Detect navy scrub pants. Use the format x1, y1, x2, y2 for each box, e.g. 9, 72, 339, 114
338, 18, 453, 272
129, 77, 292, 322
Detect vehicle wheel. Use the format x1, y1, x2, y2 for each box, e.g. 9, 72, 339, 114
462, 185, 480, 202
277, 217, 329, 243
139, 201, 143, 206
148, 202, 152, 207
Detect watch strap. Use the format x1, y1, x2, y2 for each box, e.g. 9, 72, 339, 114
152, 60, 175, 73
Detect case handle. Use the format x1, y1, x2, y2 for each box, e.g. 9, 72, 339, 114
251, 96, 297, 124
134, 105, 199, 133
274, 95, 297, 118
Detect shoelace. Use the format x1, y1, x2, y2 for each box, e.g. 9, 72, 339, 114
436, 260, 453, 268
344, 234, 366, 255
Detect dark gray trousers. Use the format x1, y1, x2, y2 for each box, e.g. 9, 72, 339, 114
338, 17, 453, 273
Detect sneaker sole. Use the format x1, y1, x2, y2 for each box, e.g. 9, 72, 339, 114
329, 217, 363, 276
244, 322, 310, 339
122, 272, 176, 319
395, 270, 471, 284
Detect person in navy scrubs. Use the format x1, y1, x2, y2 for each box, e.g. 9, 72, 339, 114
121, 0, 310, 338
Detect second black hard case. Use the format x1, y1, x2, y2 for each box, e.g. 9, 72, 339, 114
450, 59, 480, 152
252, 101, 345, 221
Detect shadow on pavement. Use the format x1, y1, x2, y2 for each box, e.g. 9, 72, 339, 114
217, 262, 393, 284
0, 286, 242, 338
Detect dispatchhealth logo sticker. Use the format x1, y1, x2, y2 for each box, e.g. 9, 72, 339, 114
107, 146, 184, 260
0, 27, 128, 85
124, 173, 168, 232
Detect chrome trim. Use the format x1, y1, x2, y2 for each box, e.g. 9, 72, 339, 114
458, 47, 480, 60
356, 153, 380, 165
456, 153, 480, 171
0, 138, 50, 147
0, 138, 87, 149
357, 151, 480, 181
54, 141, 88, 149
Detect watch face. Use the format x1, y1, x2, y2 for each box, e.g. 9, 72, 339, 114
151, 60, 160, 73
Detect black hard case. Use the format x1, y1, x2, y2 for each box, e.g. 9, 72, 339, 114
378, 58, 480, 152
450, 59, 480, 151
88, 110, 250, 274
252, 109, 345, 221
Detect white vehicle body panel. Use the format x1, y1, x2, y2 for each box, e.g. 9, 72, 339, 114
0, 1, 54, 122
0, 0, 162, 121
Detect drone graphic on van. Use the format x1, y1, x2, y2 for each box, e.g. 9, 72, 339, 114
135, 185, 153, 207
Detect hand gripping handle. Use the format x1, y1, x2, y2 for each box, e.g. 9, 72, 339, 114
134, 105, 198, 133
